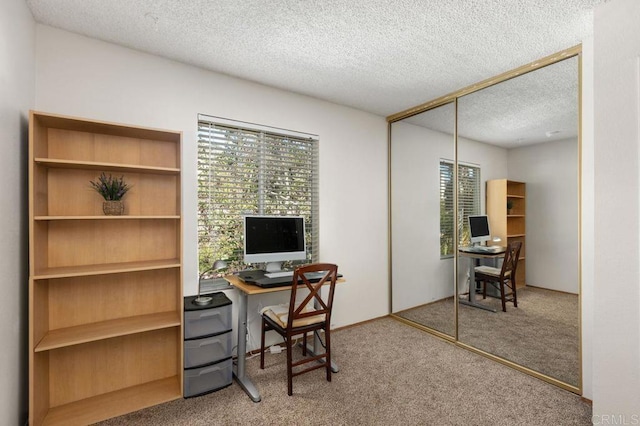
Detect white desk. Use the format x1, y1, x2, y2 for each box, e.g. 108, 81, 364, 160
458, 248, 505, 313
224, 274, 342, 402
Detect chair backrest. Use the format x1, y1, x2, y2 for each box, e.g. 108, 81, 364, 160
500, 241, 522, 282
287, 263, 339, 331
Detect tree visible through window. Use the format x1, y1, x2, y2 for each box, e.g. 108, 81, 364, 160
440, 160, 481, 256
197, 116, 319, 276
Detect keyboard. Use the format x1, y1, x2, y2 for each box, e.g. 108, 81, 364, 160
264, 270, 328, 279
460, 245, 505, 254
238, 269, 342, 288
264, 270, 294, 278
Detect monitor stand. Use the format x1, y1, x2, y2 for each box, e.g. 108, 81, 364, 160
265, 261, 284, 273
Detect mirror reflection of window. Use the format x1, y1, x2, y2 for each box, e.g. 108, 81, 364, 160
439, 160, 480, 256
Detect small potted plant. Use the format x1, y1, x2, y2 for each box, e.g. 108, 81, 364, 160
90, 172, 132, 215
506, 200, 514, 215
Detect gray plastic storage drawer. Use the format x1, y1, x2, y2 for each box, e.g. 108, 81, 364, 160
184, 358, 233, 398
184, 304, 232, 339
184, 331, 232, 369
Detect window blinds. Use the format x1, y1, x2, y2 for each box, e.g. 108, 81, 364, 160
197, 117, 319, 273
439, 160, 481, 256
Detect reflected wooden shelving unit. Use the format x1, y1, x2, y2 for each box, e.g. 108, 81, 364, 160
486, 179, 526, 287
28, 111, 183, 425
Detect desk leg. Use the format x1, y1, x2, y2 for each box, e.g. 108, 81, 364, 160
300, 299, 339, 373
312, 332, 340, 373
300, 337, 339, 373
233, 290, 261, 402
459, 257, 497, 313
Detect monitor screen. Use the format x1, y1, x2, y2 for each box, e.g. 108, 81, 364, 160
468, 215, 491, 244
243, 215, 306, 265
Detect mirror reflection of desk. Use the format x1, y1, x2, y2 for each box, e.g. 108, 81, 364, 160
458, 247, 506, 313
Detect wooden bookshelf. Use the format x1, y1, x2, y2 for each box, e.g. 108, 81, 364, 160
29, 111, 183, 425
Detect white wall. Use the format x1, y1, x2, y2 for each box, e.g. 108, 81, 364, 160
508, 138, 580, 294
581, 35, 594, 401
0, 0, 34, 424
593, 0, 640, 417
390, 119, 507, 311
34, 25, 389, 351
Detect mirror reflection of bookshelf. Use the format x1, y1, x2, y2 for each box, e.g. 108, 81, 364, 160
487, 179, 526, 287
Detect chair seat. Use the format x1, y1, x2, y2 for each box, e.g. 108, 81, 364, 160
474, 265, 511, 278
260, 304, 326, 329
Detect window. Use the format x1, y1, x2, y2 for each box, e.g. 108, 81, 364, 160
439, 160, 481, 257
197, 115, 319, 277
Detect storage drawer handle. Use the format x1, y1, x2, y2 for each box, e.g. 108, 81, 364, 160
199, 365, 223, 376
195, 311, 222, 319
198, 340, 223, 348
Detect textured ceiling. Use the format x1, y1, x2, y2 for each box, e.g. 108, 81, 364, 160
26, 0, 600, 145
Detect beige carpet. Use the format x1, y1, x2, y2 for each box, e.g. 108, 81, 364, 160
397, 286, 580, 387
98, 317, 590, 425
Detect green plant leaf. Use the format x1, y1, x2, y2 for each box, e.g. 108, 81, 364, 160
90, 172, 132, 201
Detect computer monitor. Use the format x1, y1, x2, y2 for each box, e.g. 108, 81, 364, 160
243, 215, 306, 271
468, 215, 491, 245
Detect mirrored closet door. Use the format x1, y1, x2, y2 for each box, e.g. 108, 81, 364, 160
389, 47, 581, 392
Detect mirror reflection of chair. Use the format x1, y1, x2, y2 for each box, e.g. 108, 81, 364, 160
474, 241, 522, 312
259, 263, 339, 395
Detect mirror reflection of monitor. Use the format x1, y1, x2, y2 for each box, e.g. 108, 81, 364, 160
243, 215, 306, 271
468, 215, 491, 245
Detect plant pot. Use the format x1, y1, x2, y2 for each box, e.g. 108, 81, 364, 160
103, 200, 124, 215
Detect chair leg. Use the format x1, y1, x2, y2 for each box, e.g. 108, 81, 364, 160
302, 332, 307, 356
260, 318, 266, 369
512, 279, 518, 308
286, 334, 293, 396
325, 328, 331, 382
482, 280, 487, 299
499, 280, 507, 312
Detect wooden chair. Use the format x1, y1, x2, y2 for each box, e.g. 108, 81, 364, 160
259, 263, 339, 395
474, 241, 522, 312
